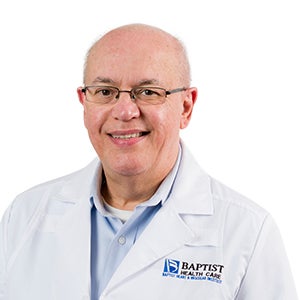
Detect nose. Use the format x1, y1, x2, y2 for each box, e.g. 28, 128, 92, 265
111, 92, 140, 121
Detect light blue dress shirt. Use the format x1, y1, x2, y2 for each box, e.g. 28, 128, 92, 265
90, 148, 181, 299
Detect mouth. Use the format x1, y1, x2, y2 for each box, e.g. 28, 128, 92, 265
108, 131, 150, 140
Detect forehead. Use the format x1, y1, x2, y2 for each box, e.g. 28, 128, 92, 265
91, 26, 178, 57
85, 27, 181, 85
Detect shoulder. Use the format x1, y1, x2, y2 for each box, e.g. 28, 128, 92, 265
209, 177, 275, 260
209, 177, 270, 242
180, 143, 268, 223
12, 158, 99, 208
210, 177, 267, 219
9, 159, 95, 212
1, 159, 100, 252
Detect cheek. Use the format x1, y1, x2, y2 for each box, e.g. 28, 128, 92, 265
149, 104, 182, 136
83, 106, 104, 135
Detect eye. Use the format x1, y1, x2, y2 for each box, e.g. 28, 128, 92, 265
94, 87, 115, 97
135, 87, 163, 98
141, 88, 160, 96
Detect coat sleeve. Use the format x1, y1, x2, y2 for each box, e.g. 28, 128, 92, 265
235, 215, 298, 299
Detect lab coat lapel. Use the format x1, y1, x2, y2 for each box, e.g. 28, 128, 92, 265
53, 193, 91, 297
47, 159, 99, 298
106, 203, 195, 292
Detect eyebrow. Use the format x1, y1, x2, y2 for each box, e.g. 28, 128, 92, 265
90, 77, 161, 86
137, 79, 161, 86
91, 77, 116, 85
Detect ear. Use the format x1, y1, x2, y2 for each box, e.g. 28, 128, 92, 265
180, 87, 197, 129
77, 87, 88, 129
77, 87, 85, 105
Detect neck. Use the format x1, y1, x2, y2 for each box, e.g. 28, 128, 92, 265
101, 171, 164, 211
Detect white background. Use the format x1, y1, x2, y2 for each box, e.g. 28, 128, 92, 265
0, 0, 299, 291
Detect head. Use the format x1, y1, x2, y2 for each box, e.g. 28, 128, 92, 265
77, 23, 197, 182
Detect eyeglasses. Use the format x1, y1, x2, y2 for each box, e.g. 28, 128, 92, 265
81, 86, 186, 105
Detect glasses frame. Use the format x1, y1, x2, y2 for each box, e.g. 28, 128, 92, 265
81, 86, 187, 104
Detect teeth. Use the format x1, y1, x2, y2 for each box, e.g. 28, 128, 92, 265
111, 132, 143, 139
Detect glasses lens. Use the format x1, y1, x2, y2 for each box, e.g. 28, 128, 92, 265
133, 87, 166, 104
87, 86, 118, 103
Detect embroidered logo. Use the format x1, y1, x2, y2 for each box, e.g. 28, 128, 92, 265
163, 259, 180, 274
162, 259, 224, 284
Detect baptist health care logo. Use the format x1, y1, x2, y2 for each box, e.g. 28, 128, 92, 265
163, 259, 224, 284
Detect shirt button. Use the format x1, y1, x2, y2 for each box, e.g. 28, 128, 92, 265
118, 235, 126, 245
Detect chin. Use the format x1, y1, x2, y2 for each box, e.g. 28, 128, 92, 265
106, 159, 147, 177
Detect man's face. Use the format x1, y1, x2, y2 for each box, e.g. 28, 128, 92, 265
78, 29, 196, 180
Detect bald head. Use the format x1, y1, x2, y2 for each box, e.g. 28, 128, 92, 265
83, 24, 191, 87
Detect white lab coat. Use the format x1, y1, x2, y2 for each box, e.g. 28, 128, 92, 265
0, 144, 298, 299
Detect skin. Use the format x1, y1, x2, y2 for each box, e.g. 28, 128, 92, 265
77, 24, 197, 210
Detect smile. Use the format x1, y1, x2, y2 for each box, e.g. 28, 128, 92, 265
109, 131, 149, 140
111, 132, 143, 139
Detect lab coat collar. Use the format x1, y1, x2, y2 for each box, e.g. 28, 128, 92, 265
56, 158, 101, 204
167, 140, 214, 215
53, 141, 213, 216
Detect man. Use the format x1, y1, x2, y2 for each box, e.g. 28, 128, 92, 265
0, 24, 298, 299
